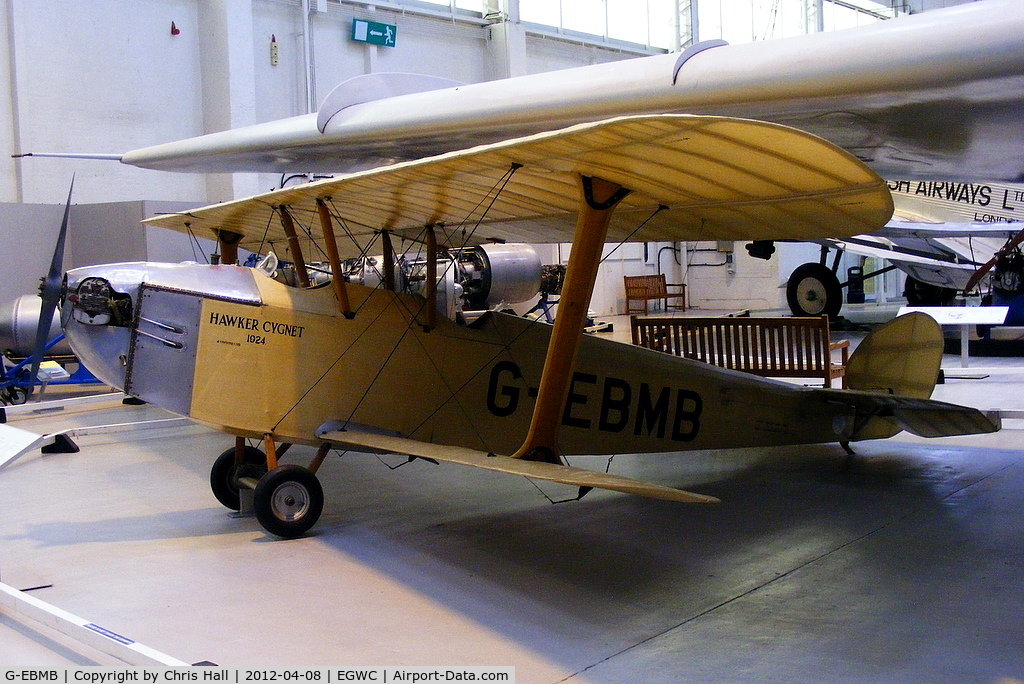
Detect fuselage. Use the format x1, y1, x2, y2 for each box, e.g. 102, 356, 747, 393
61, 262, 893, 455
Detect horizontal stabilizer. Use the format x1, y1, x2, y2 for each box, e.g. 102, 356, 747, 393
888, 398, 1001, 438
315, 426, 719, 504
815, 388, 1001, 438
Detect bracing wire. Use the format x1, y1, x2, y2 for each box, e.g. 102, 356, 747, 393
599, 204, 668, 265
274, 165, 525, 445
184, 223, 210, 265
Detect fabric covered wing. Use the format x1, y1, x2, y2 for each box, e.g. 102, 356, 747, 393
144, 114, 892, 258
315, 425, 719, 504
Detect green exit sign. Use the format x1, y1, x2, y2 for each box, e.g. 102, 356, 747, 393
352, 19, 396, 47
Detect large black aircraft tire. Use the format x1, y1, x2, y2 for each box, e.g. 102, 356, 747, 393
787, 263, 842, 318
254, 465, 324, 538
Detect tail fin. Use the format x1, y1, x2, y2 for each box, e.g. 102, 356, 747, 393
845, 312, 943, 399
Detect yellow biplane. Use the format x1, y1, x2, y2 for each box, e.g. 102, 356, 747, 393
59, 115, 999, 537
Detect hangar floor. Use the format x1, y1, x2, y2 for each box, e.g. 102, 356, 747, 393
1, 315, 1023, 681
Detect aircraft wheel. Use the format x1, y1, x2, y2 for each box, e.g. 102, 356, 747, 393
1, 385, 28, 406
210, 446, 267, 510
787, 263, 842, 318
253, 465, 324, 538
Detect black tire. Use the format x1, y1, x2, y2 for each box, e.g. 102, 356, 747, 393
210, 445, 267, 510
253, 465, 324, 538
904, 277, 957, 306
787, 263, 842, 318
1, 385, 28, 406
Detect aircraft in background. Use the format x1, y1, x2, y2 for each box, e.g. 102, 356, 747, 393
112, 2, 1024, 323
112, 1, 1024, 185
773, 181, 1024, 319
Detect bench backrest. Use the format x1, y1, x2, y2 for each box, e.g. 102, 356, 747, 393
624, 274, 667, 298
631, 315, 834, 374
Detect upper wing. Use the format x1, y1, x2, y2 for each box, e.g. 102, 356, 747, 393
145, 114, 891, 256
121, 2, 1024, 182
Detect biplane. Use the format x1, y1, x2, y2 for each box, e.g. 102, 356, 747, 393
59, 115, 1000, 537
10, 2, 1015, 536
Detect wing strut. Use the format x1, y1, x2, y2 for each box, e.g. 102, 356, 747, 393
213, 229, 244, 266
423, 225, 438, 331
513, 176, 630, 464
278, 207, 311, 288
381, 230, 396, 291
315, 199, 355, 318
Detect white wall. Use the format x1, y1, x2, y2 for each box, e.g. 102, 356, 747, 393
3, 0, 207, 205
0, 200, 209, 307
0, 1, 649, 208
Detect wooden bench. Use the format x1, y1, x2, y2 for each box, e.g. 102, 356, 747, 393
624, 274, 686, 315
631, 314, 848, 387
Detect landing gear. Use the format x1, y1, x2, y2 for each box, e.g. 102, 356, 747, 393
253, 465, 324, 539
210, 445, 267, 510
0, 385, 28, 406
210, 438, 329, 538
787, 262, 842, 318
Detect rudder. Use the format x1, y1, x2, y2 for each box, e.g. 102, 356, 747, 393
845, 312, 943, 399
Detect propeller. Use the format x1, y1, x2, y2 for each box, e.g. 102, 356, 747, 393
27, 177, 74, 397
963, 225, 1024, 293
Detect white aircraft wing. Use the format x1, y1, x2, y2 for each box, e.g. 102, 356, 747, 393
0, 423, 47, 470
876, 223, 1020, 240
807, 219, 1022, 292
144, 114, 892, 257
119, 1, 1024, 183
827, 233, 984, 269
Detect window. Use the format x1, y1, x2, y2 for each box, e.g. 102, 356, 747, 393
522, 0, 677, 49
521, 0, 894, 50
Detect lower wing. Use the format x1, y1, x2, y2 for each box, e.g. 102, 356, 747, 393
315, 424, 719, 504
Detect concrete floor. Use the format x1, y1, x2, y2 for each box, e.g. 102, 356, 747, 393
1, 315, 1023, 681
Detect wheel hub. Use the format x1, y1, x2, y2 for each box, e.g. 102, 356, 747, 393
797, 279, 826, 313
271, 482, 310, 521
